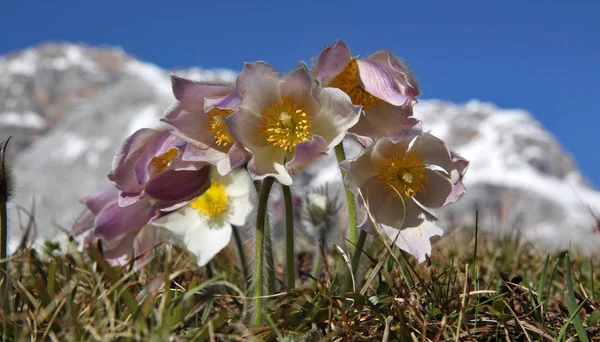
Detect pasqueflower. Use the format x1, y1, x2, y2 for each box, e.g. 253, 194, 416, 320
153, 168, 254, 266
108, 128, 211, 219
341, 132, 465, 230
162, 75, 249, 175
315, 40, 421, 143
226, 62, 361, 185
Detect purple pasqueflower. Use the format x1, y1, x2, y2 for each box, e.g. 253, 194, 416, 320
162, 75, 250, 175
108, 128, 211, 219
315, 40, 421, 143
226, 62, 361, 185
72, 187, 157, 267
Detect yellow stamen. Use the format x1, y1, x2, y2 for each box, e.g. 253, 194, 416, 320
208, 108, 234, 147
190, 181, 229, 218
329, 58, 381, 109
260, 97, 312, 152
378, 151, 428, 199
151, 148, 179, 173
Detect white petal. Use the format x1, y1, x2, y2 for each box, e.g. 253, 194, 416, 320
153, 206, 204, 236
383, 220, 443, 263
183, 223, 233, 267
229, 192, 253, 226
217, 168, 253, 197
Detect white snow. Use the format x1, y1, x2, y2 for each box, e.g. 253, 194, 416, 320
0, 111, 47, 130
58, 132, 89, 162
127, 104, 161, 135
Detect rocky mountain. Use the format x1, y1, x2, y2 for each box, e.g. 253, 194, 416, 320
1, 43, 599, 253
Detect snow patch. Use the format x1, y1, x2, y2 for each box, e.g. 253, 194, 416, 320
0, 111, 47, 130
58, 133, 89, 162
127, 104, 161, 135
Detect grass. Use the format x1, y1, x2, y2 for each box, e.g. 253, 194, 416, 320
0, 226, 599, 341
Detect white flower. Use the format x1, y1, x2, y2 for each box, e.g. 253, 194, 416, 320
154, 167, 254, 266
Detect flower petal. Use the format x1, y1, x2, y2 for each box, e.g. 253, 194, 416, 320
357, 59, 411, 106
365, 50, 419, 98
162, 103, 217, 148
315, 40, 352, 86
409, 133, 454, 172
236, 62, 281, 112
312, 87, 361, 149
134, 131, 185, 185
171, 74, 234, 111
108, 128, 157, 195
144, 168, 210, 202
285, 135, 328, 174
350, 102, 420, 141
94, 200, 151, 240
383, 220, 442, 263
415, 169, 453, 208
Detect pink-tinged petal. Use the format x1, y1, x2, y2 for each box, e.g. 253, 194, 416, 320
312, 87, 361, 148
118, 193, 142, 207
350, 102, 420, 141
134, 131, 185, 185
236, 62, 281, 112
108, 128, 157, 194
101, 233, 136, 267
247, 146, 290, 184
171, 74, 234, 111
280, 64, 315, 110
315, 40, 352, 86
226, 107, 266, 149
414, 169, 453, 208
84, 188, 118, 215
285, 135, 328, 174
182, 143, 229, 168
383, 220, 442, 263
451, 151, 470, 177
226, 143, 251, 170
94, 200, 151, 240
144, 168, 210, 201
162, 103, 217, 148
409, 133, 454, 172
133, 226, 158, 266
443, 171, 466, 206
365, 50, 420, 97
357, 59, 411, 106
204, 92, 241, 112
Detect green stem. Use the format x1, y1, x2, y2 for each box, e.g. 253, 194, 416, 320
334, 143, 357, 255
1, 138, 11, 319
282, 184, 295, 289
232, 225, 250, 293
264, 215, 276, 294
350, 230, 368, 276
309, 243, 322, 289
253, 177, 274, 327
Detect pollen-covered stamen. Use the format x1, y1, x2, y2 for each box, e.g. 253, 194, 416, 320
260, 97, 312, 152
190, 181, 229, 218
378, 151, 428, 199
208, 108, 234, 147
329, 57, 381, 109
151, 148, 179, 173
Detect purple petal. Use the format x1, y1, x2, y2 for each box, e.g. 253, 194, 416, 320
356, 60, 411, 107
350, 102, 420, 141
134, 131, 186, 185
280, 63, 315, 109
108, 128, 157, 194
162, 103, 217, 148
84, 188, 118, 215
204, 92, 241, 112
315, 40, 352, 86
365, 50, 420, 98
144, 167, 210, 202
285, 135, 328, 173
171, 74, 234, 111
94, 200, 151, 240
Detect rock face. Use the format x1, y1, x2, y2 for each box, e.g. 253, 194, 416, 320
1, 43, 599, 252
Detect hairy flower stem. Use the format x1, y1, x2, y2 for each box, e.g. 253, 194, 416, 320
264, 217, 276, 294
253, 177, 274, 326
334, 143, 358, 254
232, 225, 250, 293
1, 138, 12, 319
282, 184, 295, 289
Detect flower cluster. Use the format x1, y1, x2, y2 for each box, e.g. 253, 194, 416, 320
72, 39, 468, 271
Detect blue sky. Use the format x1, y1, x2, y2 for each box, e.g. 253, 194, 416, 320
1, 0, 599, 186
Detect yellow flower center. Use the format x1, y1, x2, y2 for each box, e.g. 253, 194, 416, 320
329, 58, 381, 109
190, 181, 229, 218
378, 151, 428, 199
208, 108, 234, 147
151, 148, 179, 173
260, 97, 312, 152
